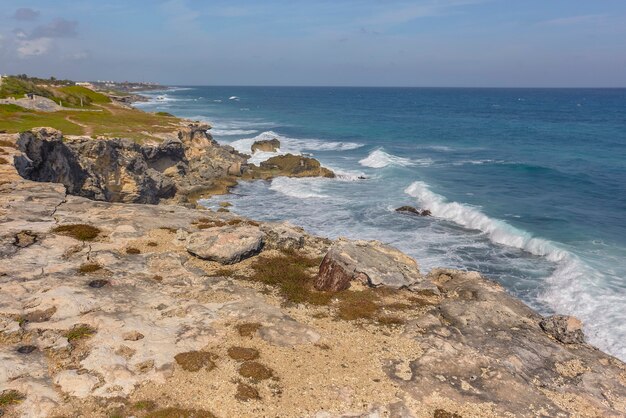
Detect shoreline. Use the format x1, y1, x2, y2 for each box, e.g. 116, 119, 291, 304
1, 82, 626, 417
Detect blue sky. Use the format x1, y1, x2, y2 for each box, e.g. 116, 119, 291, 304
0, 0, 625, 86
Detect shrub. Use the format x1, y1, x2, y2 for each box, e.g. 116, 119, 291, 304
0, 389, 25, 406
238, 361, 273, 381
235, 382, 260, 401
174, 351, 216, 372
227, 346, 260, 362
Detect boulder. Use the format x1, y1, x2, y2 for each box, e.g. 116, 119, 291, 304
258, 154, 335, 178
251, 138, 280, 153
186, 225, 264, 264
314, 238, 421, 291
540, 315, 585, 344
261, 222, 305, 251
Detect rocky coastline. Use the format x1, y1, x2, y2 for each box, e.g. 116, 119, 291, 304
1, 98, 626, 417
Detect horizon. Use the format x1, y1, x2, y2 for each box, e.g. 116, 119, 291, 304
1, 1, 626, 88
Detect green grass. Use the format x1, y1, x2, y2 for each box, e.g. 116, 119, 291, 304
155, 111, 174, 117
58, 85, 111, 103
64, 324, 96, 342
0, 390, 25, 406
52, 224, 101, 241
0, 77, 55, 100
0, 104, 83, 135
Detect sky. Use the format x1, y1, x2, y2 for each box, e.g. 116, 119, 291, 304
0, 0, 625, 87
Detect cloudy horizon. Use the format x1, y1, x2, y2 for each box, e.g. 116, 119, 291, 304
1, 0, 625, 87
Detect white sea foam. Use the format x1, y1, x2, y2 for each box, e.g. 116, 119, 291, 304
269, 177, 329, 199
211, 129, 258, 136
359, 149, 431, 168
405, 180, 626, 360
228, 131, 363, 165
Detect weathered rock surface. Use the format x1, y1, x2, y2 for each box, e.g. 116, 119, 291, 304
186, 225, 264, 264
251, 138, 280, 153
245, 153, 335, 179
315, 238, 422, 291
1, 151, 626, 418
14, 125, 247, 204
540, 314, 585, 344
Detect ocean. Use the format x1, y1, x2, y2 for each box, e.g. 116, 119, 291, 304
135, 86, 626, 360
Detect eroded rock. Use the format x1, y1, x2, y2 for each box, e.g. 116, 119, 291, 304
251, 138, 280, 153
186, 225, 264, 264
540, 315, 585, 344
315, 238, 422, 291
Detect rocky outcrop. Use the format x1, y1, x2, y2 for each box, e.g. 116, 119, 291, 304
245, 154, 335, 180
315, 238, 422, 291
396, 205, 431, 216
540, 314, 586, 344
186, 225, 264, 264
14, 125, 247, 204
251, 138, 280, 153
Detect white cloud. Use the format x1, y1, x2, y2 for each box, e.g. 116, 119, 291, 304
17, 37, 52, 58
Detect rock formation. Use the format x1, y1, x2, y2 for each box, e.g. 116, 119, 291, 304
2, 132, 626, 417
245, 154, 335, 179
251, 138, 280, 153
396, 205, 431, 216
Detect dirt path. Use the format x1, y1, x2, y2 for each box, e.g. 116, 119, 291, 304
65, 115, 93, 136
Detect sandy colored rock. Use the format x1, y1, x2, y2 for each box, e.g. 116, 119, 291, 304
186, 225, 264, 264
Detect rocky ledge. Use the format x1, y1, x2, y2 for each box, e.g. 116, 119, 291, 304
1, 135, 625, 417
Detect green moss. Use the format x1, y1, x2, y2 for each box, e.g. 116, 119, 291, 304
227, 346, 260, 362
78, 263, 102, 274
236, 322, 261, 338
64, 324, 96, 342
245, 250, 330, 306
147, 408, 217, 418
52, 224, 101, 241
0, 389, 25, 406
174, 351, 217, 372
238, 361, 273, 381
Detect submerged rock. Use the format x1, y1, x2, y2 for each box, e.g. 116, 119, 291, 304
540, 315, 585, 344
251, 138, 280, 153
396, 206, 431, 216
314, 238, 422, 291
186, 225, 264, 264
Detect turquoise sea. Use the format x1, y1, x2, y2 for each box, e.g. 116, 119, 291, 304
136, 87, 626, 360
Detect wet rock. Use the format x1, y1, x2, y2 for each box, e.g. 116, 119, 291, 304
251, 138, 280, 153
315, 238, 421, 291
395, 206, 431, 216
540, 315, 585, 344
253, 154, 335, 178
186, 225, 264, 264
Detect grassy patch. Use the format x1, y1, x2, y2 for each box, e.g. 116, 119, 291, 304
238, 361, 273, 381
132, 400, 157, 411
0, 389, 25, 406
78, 263, 102, 274
335, 290, 380, 321
147, 408, 217, 418
155, 111, 174, 117
227, 346, 260, 362
236, 322, 261, 338
51, 224, 101, 241
64, 324, 96, 342
57, 85, 111, 104
0, 104, 82, 134
235, 382, 260, 401
174, 351, 217, 372
245, 250, 330, 306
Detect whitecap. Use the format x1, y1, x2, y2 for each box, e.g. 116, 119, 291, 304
269, 177, 329, 199
359, 149, 430, 168
211, 129, 258, 136
404, 180, 626, 361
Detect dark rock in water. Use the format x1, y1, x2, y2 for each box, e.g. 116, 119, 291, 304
88, 279, 109, 288
17, 345, 37, 354
357, 176, 367, 180
396, 206, 420, 215
251, 138, 280, 153
540, 315, 585, 344
395, 206, 431, 216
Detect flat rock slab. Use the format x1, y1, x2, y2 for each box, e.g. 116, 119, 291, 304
186, 225, 264, 264
315, 238, 421, 291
